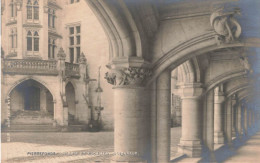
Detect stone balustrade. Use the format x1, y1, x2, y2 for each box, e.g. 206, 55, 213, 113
3, 59, 58, 75
65, 62, 80, 77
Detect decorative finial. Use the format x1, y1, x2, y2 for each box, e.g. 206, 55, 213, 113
79, 52, 87, 64
57, 48, 66, 60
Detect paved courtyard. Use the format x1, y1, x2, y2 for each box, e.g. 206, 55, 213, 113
1, 127, 182, 162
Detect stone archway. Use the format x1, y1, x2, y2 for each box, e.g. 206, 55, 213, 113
8, 79, 54, 125
65, 82, 77, 124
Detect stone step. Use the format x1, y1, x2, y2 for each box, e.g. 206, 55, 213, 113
2, 124, 87, 132
2, 124, 60, 132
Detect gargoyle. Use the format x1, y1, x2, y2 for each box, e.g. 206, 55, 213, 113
210, 8, 241, 44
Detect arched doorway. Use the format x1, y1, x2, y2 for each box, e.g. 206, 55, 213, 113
65, 82, 76, 124
9, 79, 54, 125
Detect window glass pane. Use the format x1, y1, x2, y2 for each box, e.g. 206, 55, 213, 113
70, 48, 74, 63
27, 37, 32, 51
27, 0, 32, 5
34, 38, 39, 51
11, 4, 14, 17
52, 16, 55, 28
76, 47, 80, 63
76, 26, 80, 33
34, 31, 39, 36
76, 36, 80, 45
34, 0, 39, 5
48, 13, 51, 27
27, 6, 32, 19
69, 27, 74, 35
70, 37, 74, 45
27, 31, 32, 36
34, 7, 39, 20
48, 44, 51, 58
52, 46, 55, 58
11, 35, 14, 48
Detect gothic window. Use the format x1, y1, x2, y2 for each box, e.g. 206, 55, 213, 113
27, 31, 39, 52
27, 0, 39, 21
10, 29, 17, 49
68, 25, 81, 63
10, 0, 17, 18
48, 38, 56, 59
48, 9, 56, 28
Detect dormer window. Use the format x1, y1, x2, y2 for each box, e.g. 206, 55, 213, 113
27, 0, 39, 21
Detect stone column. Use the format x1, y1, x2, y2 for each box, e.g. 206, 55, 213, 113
231, 97, 237, 137
237, 103, 242, 137
226, 97, 233, 147
105, 66, 152, 162
248, 109, 252, 128
243, 106, 248, 136
205, 90, 214, 157
214, 86, 225, 144
156, 70, 171, 162
177, 83, 203, 157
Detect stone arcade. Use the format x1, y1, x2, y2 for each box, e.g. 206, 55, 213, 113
2, 0, 260, 162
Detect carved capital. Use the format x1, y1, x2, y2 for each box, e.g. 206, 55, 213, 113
104, 67, 152, 86
210, 8, 241, 44
57, 48, 66, 60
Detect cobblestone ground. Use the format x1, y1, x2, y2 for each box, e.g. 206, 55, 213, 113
2, 127, 181, 162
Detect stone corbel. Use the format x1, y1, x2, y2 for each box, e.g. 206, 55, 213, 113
104, 66, 152, 87
43, 6, 49, 13
210, 7, 242, 44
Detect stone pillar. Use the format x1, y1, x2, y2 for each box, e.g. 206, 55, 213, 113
205, 90, 214, 157
156, 70, 171, 162
40, 88, 47, 112
231, 97, 237, 137
243, 106, 248, 136
226, 97, 233, 147
57, 48, 68, 126
76, 53, 88, 122
150, 81, 157, 162
214, 86, 225, 144
237, 103, 242, 137
248, 109, 252, 128
177, 83, 203, 157
105, 66, 152, 162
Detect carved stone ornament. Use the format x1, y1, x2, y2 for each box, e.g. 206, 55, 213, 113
79, 52, 87, 64
57, 48, 66, 60
210, 8, 242, 44
104, 67, 152, 86
16, 0, 23, 11
239, 56, 253, 74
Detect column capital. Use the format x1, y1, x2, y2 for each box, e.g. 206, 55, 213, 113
177, 83, 204, 99
104, 66, 152, 87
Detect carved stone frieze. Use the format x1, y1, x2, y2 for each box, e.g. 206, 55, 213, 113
210, 8, 241, 44
104, 67, 152, 86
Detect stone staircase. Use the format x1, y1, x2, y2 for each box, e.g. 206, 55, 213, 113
2, 110, 87, 132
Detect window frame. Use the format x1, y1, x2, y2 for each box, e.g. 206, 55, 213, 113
48, 8, 56, 29
68, 25, 81, 63
26, 30, 40, 55
26, 0, 39, 23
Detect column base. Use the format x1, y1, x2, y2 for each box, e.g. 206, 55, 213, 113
177, 140, 202, 157
214, 132, 224, 144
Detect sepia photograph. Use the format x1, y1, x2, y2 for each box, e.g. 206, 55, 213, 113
1, 0, 260, 162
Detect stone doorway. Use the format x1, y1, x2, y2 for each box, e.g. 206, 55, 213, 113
24, 86, 40, 111
65, 82, 77, 124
